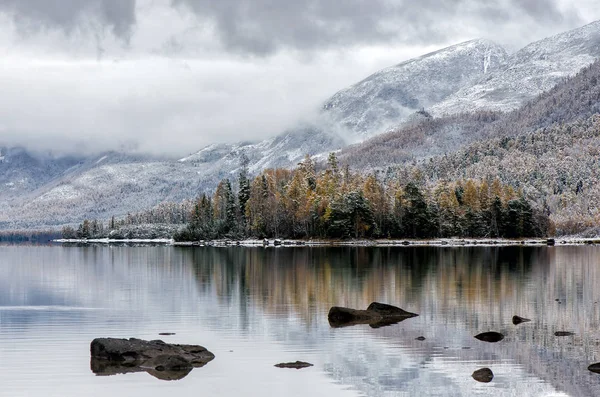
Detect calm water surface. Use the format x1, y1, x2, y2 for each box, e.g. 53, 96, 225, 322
1, 245, 600, 396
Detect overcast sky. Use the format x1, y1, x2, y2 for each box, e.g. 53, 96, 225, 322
0, 0, 599, 156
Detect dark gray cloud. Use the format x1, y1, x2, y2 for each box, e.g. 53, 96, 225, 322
171, 0, 583, 55
0, 0, 585, 54
0, 0, 596, 156
0, 0, 136, 38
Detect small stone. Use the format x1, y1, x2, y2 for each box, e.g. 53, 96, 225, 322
472, 368, 494, 383
588, 363, 600, 374
512, 315, 531, 325
275, 361, 313, 369
554, 331, 574, 336
415, 336, 426, 341
159, 332, 176, 336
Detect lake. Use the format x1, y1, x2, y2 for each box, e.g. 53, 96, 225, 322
1, 245, 600, 396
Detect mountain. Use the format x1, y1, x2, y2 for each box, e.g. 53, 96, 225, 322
322, 39, 508, 140
179, 124, 344, 172
2, 20, 600, 230
0, 147, 84, 199
341, 57, 600, 170
432, 20, 600, 115
339, 60, 600, 235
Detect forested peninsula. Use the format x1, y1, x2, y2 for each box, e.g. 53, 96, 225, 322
63, 153, 552, 242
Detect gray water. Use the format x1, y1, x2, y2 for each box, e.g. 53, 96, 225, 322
1, 245, 600, 397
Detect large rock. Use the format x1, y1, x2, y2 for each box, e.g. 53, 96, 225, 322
90, 338, 215, 381
328, 302, 418, 328
474, 332, 504, 343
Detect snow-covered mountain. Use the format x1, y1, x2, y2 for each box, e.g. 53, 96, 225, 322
179, 124, 344, 173
322, 39, 507, 140
432, 20, 600, 115
3, 20, 600, 230
0, 147, 84, 199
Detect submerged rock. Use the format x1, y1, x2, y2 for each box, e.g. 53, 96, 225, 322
472, 368, 494, 383
554, 331, 575, 336
90, 338, 215, 381
328, 302, 418, 328
512, 315, 531, 325
474, 332, 504, 343
274, 361, 314, 369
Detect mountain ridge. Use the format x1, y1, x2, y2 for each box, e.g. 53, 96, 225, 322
2, 20, 600, 230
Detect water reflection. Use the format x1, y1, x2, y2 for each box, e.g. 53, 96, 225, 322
178, 246, 600, 396
90, 357, 193, 381
1, 245, 600, 396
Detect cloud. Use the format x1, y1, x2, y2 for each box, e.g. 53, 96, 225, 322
0, 0, 587, 54
0, 54, 396, 156
171, 0, 584, 55
0, 0, 597, 157
0, 0, 136, 39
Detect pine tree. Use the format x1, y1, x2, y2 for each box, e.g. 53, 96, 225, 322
238, 153, 251, 227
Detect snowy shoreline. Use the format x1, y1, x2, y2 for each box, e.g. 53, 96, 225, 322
54, 237, 600, 247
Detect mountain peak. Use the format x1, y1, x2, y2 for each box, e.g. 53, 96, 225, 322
432, 20, 600, 115
322, 39, 507, 140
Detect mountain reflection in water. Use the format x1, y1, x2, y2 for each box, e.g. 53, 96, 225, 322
1, 245, 600, 396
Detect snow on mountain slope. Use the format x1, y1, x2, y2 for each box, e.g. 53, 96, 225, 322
322, 39, 508, 140
0, 127, 345, 229
0, 154, 205, 229
180, 124, 346, 173
0, 147, 84, 199
432, 20, 600, 115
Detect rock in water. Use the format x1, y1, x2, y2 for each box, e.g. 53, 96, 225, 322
512, 315, 531, 325
588, 363, 600, 374
366, 302, 417, 317
90, 338, 215, 381
554, 331, 575, 336
274, 361, 314, 369
474, 332, 504, 343
472, 368, 494, 383
328, 302, 418, 328
415, 336, 426, 341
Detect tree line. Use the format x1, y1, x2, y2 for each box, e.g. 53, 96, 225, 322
175, 153, 552, 241
64, 153, 552, 241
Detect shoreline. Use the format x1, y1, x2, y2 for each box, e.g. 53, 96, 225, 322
53, 237, 600, 247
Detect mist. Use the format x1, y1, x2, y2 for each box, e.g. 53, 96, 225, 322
0, 0, 598, 156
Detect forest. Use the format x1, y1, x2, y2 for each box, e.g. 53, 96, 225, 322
66, 153, 552, 241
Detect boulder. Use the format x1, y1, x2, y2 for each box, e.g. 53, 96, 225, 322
274, 361, 314, 369
328, 302, 418, 328
90, 338, 215, 381
474, 332, 504, 343
512, 315, 531, 325
472, 368, 494, 383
